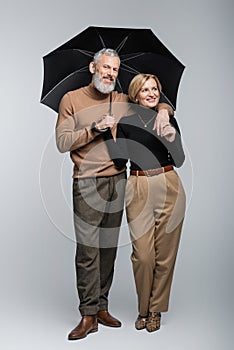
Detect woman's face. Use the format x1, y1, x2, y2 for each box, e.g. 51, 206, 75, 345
136, 77, 160, 108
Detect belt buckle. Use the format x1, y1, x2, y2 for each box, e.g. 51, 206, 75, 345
145, 170, 151, 177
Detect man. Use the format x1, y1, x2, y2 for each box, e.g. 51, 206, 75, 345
56, 48, 173, 340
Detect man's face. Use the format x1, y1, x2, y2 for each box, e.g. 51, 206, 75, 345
91, 54, 120, 94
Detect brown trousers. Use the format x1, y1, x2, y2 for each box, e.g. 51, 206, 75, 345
126, 170, 186, 316
73, 172, 126, 315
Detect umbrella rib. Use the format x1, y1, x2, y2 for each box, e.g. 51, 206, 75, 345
116, 77, 124, 93
75, 49, 95, 57
50, 49, 95, 59
121, 52, 145, 62
98, 34, 107, 48
120, 63, 140, 74
55, 48, 95, 58
41, 68, 89, 102
115, 35, 130, 53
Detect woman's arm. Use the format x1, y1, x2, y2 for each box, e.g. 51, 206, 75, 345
104, 123, 129, 169
163, 116, 185, 167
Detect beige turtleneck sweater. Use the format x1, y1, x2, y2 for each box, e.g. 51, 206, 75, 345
56, 84, 129, 178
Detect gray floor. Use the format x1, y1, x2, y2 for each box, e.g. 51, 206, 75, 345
0, 229, 232, 350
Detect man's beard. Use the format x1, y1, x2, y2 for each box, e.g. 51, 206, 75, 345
93, 72, 116, 94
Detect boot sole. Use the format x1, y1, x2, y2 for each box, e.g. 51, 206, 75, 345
97, 319, 121, 327
68, 327, 98, 340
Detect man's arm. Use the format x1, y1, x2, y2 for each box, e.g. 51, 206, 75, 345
153, 100, 174, 136
157, 102, 174, 116
55, 93, 100, 153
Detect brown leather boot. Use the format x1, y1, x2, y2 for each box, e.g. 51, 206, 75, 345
97, 310, 122, 327
68, 315, 98, 340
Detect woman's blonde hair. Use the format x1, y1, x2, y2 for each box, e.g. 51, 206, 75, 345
128, 73, 162, 103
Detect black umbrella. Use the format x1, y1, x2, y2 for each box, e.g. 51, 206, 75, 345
40, 26, 185, 112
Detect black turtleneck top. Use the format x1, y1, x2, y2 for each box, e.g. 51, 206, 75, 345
104, 109, 185, 171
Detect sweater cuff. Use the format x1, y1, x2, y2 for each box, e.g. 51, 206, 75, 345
91, 122, 109, 134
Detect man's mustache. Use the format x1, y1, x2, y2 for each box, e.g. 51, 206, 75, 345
103, 75, 115, 81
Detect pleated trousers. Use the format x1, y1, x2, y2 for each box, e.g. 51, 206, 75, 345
126, 170, 186, 316
73, 172, 126, 315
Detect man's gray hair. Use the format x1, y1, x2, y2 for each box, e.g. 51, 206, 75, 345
93, 48, 120, 65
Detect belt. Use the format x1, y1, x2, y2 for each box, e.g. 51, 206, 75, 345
130, 165, 173, 177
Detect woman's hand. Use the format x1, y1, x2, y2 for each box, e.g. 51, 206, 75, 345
161, 124, 176, 142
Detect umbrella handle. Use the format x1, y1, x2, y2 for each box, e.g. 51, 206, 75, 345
109, 92, 112, 116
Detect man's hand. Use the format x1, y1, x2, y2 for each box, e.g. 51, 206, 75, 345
95, 115, 116, 130
153, 108, 170, 136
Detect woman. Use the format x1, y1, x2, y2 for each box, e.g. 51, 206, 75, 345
105, 73, 186, 332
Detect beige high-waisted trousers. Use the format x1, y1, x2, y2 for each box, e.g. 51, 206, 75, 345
126, 169, 186, 316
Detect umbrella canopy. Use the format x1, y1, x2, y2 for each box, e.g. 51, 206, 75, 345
40, 26, 185, 112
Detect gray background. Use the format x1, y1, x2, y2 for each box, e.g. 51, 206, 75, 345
1, 0, 233, 349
